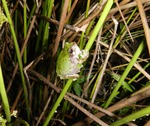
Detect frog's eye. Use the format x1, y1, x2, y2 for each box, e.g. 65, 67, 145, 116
69, 48, 73, 54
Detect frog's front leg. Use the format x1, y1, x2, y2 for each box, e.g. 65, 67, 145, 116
65, 74, 79, 81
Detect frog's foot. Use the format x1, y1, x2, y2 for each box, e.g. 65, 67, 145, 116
79, 50, 89, 63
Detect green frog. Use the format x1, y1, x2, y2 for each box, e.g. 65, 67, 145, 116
56, 42, 89, 81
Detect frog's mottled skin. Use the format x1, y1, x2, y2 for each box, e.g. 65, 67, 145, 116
56, 42, 89, 80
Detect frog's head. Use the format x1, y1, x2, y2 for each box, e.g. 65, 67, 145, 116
66, 42, 81, 64
69, 42, 81, 56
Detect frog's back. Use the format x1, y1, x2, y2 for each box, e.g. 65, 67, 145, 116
56, 51, 71, 75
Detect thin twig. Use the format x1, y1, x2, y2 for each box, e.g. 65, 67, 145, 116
65, 95, 109, 126
73, 88, 150, 126
91, 16, 118, 103
82, 29, 102, 97
29, 69, 116, 118
52, 0, 69, 57
135, 0, 150, 55
114, 0, 134, 42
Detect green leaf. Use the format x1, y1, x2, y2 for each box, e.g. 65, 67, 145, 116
73, 81, 82, 96
111, 72, 133, 92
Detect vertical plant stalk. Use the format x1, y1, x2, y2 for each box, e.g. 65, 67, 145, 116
2, 0, 29, 120
7, 1, 41, 93
104, 41, 145, 108
79, 0, 90, 49
43, 79, 73, 126
65, 0, 78, 23
23, 0, 27, 63
42, 0, 54, 48
84, 0, 113, 51
0, 64, 11, 122
52, 0, 69, 57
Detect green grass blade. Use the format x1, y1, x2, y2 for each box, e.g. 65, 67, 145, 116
2, 0, 29, 120
128, 62, 150, 84
42, 0, 54, 48
84, 0, 113, 51
0, 64, 11, 122
104, 41, 145, 108
111, 72, 133, 92
23, 0, 27, 64
111, 106, 150, 126
43, 79, 73, 125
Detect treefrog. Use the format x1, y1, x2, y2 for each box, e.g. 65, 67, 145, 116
56, 42, 89, 81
